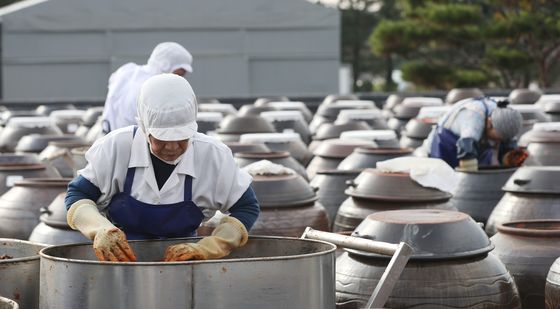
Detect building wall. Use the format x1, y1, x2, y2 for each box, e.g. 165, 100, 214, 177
0, 0, 340, 100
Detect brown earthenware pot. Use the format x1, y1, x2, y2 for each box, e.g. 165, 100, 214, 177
492, 220, 560, 309
336, 210, 520, 308
0, 178, 70, 239
486, 167, 560, 235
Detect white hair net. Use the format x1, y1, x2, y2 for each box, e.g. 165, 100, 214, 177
147, 42, 193, 74
137, 74, 198, 141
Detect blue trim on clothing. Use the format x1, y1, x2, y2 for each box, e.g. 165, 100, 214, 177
65, 175, 102, 210
228, 186, 260, 231
65, 176, 261, 232
456, 137, 478, 160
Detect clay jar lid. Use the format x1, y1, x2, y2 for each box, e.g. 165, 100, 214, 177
509, 88, 542, 105
510, 105, 549, 122
316, 101, 375, 120
217, 115, 275, 134
445, 88, 484, 105
519, 123, 560, 145
313, 121, 371, 141
313, 139, 372, 159
345, 168, 452, 201
337, 147, 413, 171
251, 174, 317, 207
384, 94, 406, 111
40, 192, 69, 228
348, 209, 493, 260
544, 101, 560, 114
15, 134, 85, 153
237, 105, 278, 116
225, 142, 270, 154
393, 97, 443, 119
497, 220, 560, 238
403, 118, 435, 139
392, 104, 421, 119
502, 166, 560, 194
81, 107, 104, 127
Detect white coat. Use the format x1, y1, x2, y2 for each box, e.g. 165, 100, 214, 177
78, 126, 252, 219
101, 42, 193, 132
101, 63, 156, 131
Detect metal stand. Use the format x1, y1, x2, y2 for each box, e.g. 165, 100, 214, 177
301, 227, 413, 309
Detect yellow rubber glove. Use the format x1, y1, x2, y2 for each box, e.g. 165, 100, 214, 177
457, 158, 478, 172
67, 199, 137, 262
163, 216, 248, 262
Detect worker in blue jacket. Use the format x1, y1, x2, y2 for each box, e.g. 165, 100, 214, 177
424, 97, 527, 170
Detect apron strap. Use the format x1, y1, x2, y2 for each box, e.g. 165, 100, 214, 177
184, 175, 193, 201
123, 126, 139, 194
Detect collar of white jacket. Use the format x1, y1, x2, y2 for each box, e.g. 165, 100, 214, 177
376, 156, 459, 194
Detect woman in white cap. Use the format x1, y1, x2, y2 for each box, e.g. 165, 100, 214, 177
101, 42, 194, 133
65, 74, 259, 262
424, 97, 527, 170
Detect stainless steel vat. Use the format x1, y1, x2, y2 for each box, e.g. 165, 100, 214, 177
0, 238, 45, 309
40, 237, 336, 309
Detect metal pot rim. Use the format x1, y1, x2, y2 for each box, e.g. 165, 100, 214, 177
39, 236, 336, 265
0, 238, 45, 263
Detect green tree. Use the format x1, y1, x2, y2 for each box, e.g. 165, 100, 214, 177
370, 2, 491, 90
485, 0, 560, 87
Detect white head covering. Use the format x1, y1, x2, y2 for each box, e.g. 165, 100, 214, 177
147, 42, 193, 74
137, 74, 198, 141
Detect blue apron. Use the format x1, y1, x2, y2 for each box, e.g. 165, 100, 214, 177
107, 127, 204, 240
430, 100, 492, 168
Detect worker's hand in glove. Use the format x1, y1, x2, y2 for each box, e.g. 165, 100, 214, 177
67, 199, 137, 262
163, 216, 248, 262
457, 158, 478, 172
93, 227, 137, 262
503, 148, 529, 167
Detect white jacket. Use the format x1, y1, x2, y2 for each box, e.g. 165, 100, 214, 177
78, 126, 252, 219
